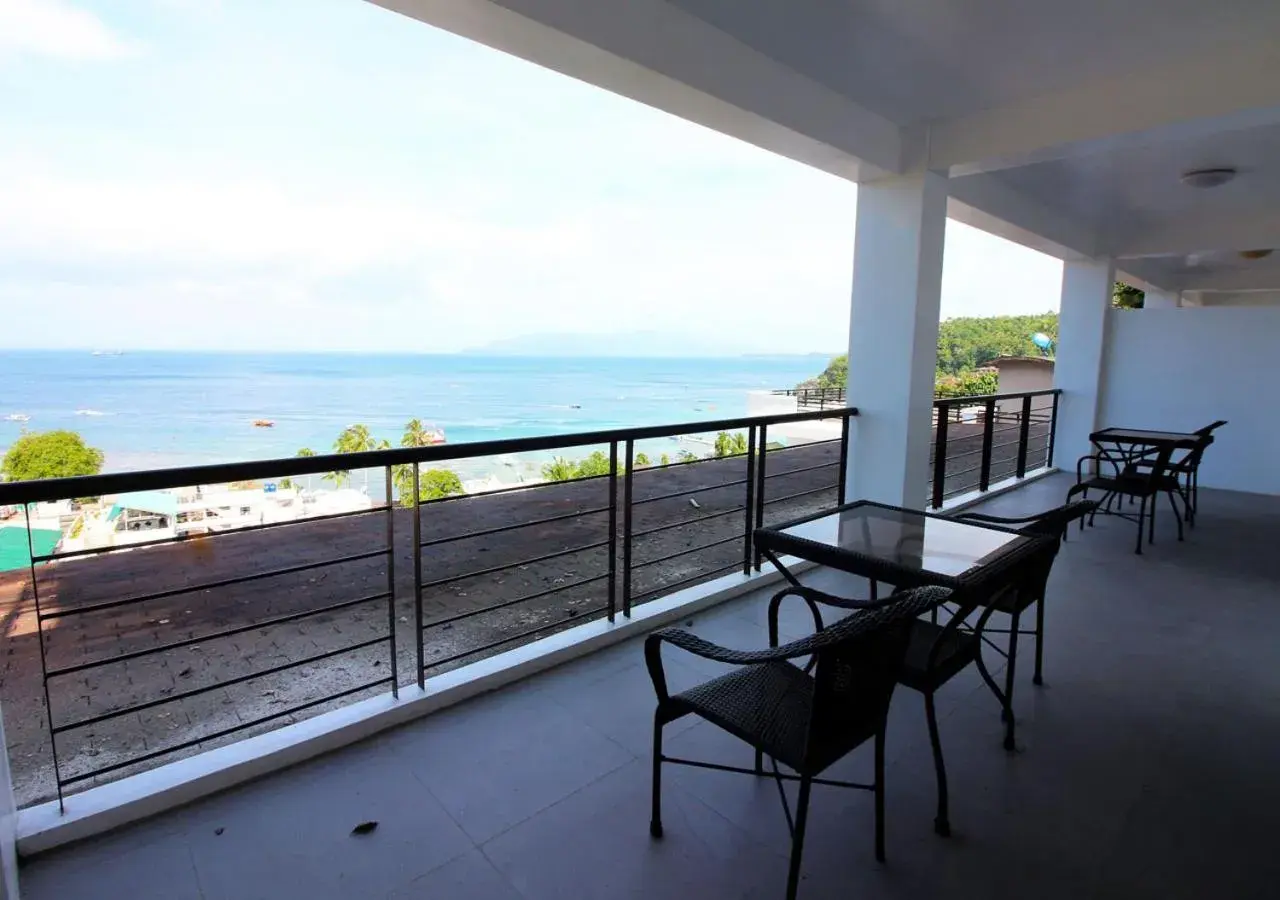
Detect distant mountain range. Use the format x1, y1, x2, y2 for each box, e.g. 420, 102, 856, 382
465, 332, 836, 358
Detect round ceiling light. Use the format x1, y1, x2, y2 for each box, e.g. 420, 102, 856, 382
1240, 249, 1274, 260
1181, 167, 1237, 189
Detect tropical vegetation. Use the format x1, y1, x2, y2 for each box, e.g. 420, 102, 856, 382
1, 430, 104, 483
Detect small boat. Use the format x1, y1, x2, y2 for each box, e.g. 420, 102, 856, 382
252, 419, 275, 428
5, 413, 29, 423
76, 409, 106, 416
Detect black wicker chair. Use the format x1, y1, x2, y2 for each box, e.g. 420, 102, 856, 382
950, 501, 1096, 739
646, 585, 948, 900
1124, 420, 1226, 526
1066, 444, 1181, 553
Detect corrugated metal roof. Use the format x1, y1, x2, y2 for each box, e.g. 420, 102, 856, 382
112, 489, 178, 517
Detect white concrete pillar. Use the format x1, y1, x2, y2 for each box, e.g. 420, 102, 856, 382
1054, 257, 1116, 467
844, 171, 948, 506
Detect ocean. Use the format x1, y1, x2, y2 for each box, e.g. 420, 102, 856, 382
0, 351, 825, 477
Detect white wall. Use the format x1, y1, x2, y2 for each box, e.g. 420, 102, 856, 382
1100, 308, 1280, 494
0, 707, 18, 899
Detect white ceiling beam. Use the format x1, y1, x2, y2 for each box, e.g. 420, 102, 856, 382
370, 0, 903, 181
1176, 260, 1280, 293
1110, 209, 1280, 258
927, 40, 1280, 177
946, 173, 1100, 261
1114, 260, 1182, 295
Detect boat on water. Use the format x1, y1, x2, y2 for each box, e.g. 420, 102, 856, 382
252, 419, 275, 428
4, 414, 30, 423
76, 409, 106, 416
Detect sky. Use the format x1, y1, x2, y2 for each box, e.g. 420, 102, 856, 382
0, 0, 1065, 354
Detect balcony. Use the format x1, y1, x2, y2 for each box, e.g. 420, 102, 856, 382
15, 472, 1280, 898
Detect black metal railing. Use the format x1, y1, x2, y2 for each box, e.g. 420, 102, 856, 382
0, 405, 856, 810
927, 389, 1061, 508
772, 387, 847, 410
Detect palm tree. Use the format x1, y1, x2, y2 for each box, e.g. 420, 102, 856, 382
331, 425, 377, 491
295, 447, 317, 492
401, 418, 432, 448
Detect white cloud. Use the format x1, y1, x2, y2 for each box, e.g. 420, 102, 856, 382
0, 0, 132, 61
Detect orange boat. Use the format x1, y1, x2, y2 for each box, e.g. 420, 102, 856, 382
252, 419, 275, 428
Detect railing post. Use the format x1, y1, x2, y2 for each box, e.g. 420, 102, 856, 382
383, 467, 399, 699
837, 414, 850, 505
753, 424, 768, 571
607, 440, 618, 623
1016, 394, 1033, 478
1047, 391, 1061, 468
931, 401, 949, 509
25, 505, 65, 813
412, 463, 424, 689
742, 425, 757, 574
978, 397, 996, 492
622, 438, 634, 618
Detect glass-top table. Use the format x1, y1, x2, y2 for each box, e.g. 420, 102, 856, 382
754, 500, 1048, 594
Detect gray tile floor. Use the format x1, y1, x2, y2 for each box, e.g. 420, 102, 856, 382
20, 475, 1280, 899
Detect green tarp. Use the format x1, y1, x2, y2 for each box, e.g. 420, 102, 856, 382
0, 527, 62, 573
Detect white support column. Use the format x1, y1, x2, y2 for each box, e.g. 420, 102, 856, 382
845, 171, 948, 506
1054, 257, 1116, 467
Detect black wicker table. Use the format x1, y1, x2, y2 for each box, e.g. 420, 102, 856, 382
754, 499, 1055, 719
755, 499, 1050, 599
1090, 426, 1200, 467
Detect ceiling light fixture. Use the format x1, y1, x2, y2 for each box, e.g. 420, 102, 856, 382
1181, 167, 1237, 189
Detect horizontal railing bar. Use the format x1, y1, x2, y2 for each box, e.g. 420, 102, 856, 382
418, 504, 611, 548
761, 460, 839, 479
632, 477, 749, 506
33, 504, 382, 564
945, 463, 983, 479
52, 634, 390, 734
422, 573, 608, 630
631, 561, 742, 604
39, 548, 388, 621
631, 506, 745, 539
0, 408, 860, 506
418, 472, 610, 507
943, 447, 985, 461
630, 533, 742, 571
762, 482, 840, 506
57, 676, 395, 787
423, 603, 610, 671
933, 389, 1060, 407
45, 591, 392, 679
419, 540, 608, 590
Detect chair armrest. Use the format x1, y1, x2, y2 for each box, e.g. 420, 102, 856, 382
644, 585, 951, 702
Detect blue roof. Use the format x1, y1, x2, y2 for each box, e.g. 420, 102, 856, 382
112, 490, 178, 518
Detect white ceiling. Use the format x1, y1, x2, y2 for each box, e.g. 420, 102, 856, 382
668, 0, 1280, 124
996, 122, 1280, 239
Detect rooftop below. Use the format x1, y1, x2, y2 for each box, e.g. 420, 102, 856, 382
18, 474, 1280, 899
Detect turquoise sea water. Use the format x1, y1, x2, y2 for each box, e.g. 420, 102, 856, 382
0, 352, 825, 474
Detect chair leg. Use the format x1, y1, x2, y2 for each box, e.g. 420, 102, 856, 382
1001, 611, 1020, 752
1168, 491, 1184, 541
650, 714, 665, 838
784, 776, 814, 900
924, 691, 950, 837
1135, 496, 1146, 554
1148, 494, 1157, 545
1032, 597, 1046, 686
874, 728, 886, 863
